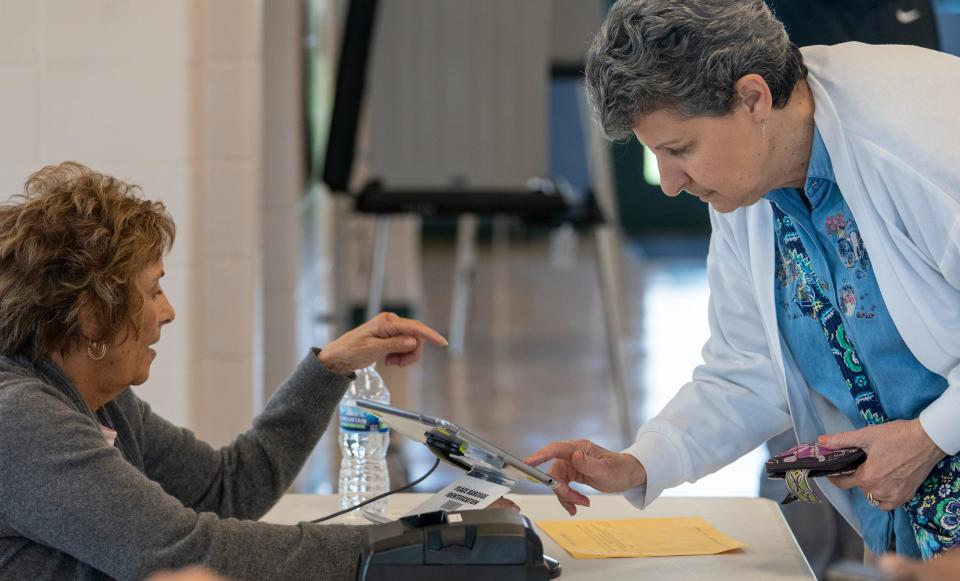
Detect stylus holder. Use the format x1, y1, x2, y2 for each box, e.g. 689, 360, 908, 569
425, 430, 515, 477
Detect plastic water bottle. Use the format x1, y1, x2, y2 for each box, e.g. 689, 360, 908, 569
338, 365, 390, 515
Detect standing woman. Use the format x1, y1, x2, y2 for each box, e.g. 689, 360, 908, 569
0, 162, 447, 580
527, 0, 960, 560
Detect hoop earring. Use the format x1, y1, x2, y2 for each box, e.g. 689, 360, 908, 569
87, 340, 107, 361
760, 119, 768, 140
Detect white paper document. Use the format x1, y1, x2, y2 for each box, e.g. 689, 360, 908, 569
406, 474, 511, 515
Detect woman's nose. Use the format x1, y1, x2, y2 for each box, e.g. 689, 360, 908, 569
657, 158, 689, 197
162, 296, 176, 325
660, 172, 690, 198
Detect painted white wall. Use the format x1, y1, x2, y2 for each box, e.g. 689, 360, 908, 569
262, 0, 307, 404
0, 0, 280, 447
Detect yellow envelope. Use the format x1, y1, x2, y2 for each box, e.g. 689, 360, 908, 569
535, 516, 746, 559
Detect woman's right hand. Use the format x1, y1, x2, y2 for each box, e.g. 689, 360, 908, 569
317, 312, 447, 376
525, 439, 647, 515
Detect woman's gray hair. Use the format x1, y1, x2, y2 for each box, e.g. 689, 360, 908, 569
586, 0, 806, 141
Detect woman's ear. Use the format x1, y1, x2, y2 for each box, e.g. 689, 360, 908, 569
78, 295, 103, 341
735, 73, 773, 122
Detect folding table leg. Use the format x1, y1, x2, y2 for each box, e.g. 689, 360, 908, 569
593, 224, 636, 446
449, 214, 479, 356
366, 216, 391, 320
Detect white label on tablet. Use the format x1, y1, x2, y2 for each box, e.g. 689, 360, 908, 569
405, 474, 511, 516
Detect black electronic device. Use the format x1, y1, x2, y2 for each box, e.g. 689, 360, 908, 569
356, 509, 561, 581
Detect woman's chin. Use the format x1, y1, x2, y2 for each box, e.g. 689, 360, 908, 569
708, 196, 754, 214
131, 360, 155, 386
131, 372, 151, 387
133, 351, 156, 384
709, 200, 737, 213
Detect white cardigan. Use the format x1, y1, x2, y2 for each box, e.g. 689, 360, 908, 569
623, 43, 960, 531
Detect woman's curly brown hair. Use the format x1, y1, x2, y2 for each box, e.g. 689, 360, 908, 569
0, 162, 175, 359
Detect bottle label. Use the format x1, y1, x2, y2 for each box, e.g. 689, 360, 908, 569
339, 404, 389, 433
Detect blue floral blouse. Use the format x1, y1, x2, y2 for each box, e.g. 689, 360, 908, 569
764, 128, 948, 558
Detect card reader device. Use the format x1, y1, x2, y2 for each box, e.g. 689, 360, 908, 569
357, 509, 560, 580
352, 400, 563, 579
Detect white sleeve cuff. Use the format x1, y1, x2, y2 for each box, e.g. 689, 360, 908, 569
919, 376, 960, 455
621, 431, 685, 509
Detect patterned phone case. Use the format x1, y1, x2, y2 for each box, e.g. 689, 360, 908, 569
765, 443, 866, 479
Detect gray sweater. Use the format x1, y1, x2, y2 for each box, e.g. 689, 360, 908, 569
0, 351, 365, 580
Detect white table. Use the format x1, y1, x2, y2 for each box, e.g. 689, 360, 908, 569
263, 494, 814, 580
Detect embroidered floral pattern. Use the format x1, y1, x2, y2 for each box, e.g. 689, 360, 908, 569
775, 213, 876, 322
840, 282, 857, 317
825, 214, 846, 234
825, 212, 871, 274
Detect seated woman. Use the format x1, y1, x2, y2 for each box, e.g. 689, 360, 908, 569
0, 162, 447, 580
527, 0, 959, 562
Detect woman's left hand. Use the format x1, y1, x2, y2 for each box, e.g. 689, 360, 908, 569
823, 419, 946, 511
